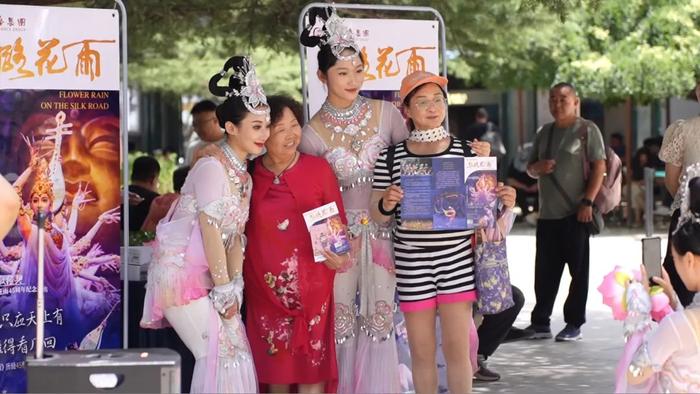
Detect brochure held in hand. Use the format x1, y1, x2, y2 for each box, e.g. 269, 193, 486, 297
303, 202, 351, 262
401, 156, 498, 230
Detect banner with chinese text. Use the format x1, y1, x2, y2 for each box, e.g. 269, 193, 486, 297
304, 18, 440, 117
0, 4, 121, 392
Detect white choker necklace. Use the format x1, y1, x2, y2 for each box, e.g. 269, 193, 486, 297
408, 126, 450, 142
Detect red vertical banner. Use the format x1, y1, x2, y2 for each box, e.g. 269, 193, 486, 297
0, 5, 121, 392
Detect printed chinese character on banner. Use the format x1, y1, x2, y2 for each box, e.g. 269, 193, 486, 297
35, 38, 66, 76
0, 37, 116, 81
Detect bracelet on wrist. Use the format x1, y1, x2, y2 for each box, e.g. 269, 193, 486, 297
378, 198, 396, 216
580, 198, 593, 207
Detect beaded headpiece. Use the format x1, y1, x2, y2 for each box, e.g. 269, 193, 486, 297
301, 8, 360, 62
210, 56, 269, 117
675, 162, 700, 230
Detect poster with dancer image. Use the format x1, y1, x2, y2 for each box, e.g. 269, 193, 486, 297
465, 156, 498, 229
0, 4, 121, 392
401, 156, 497, 230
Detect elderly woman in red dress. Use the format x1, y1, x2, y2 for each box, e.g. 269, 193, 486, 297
244, 95, 349, 393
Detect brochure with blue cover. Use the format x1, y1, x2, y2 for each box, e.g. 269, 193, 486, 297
401, 156, 497, 230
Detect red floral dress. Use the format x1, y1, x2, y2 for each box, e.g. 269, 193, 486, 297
244, 154, 345, 389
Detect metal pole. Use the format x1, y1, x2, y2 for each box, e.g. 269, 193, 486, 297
297, 3, 448, 123
644, 167, 654, 237
35, 211, 47, 360
113, 0, 130, 349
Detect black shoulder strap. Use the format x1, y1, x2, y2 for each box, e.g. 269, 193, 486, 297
549, 171, 576, 210
247, 158, 256, 174
460, 138, 469, 157
385, 144, 397, 182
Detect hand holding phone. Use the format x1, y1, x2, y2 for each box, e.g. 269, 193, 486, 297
642, 237, 662, 282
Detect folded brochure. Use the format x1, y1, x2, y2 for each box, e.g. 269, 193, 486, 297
303, 201, 351, 262
400, 156, 498, 230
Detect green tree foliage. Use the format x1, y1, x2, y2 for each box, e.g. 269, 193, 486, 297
82, 0, 700, 104
555, 0, 700, 103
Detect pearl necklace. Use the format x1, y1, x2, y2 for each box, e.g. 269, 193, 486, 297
219, 142, 247, 173
408, 126, 450, 143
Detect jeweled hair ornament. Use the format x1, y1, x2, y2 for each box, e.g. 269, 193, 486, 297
674, 162, 700, 230
301, 8, 360, 62
322, 13, 360, 61
209, 56, 269, 116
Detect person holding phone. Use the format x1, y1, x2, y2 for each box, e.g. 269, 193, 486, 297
620, 172, 700, 393
0, 175, 20, 239
642, 237, 663, 283
659, 82, 700, 307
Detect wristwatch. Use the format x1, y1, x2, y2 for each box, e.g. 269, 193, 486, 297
580, 198, 593, 207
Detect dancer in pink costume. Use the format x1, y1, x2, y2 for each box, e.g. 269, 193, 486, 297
141, 56, 270, 393
299, 9, 408, 393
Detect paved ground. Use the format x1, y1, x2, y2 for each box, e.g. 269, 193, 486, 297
472, 224, 668, 393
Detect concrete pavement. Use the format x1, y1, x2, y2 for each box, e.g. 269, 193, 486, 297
472, 225, 668, 393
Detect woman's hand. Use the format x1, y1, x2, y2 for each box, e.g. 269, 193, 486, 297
642, 265, 679, 310
469, 139, 491, 157
496, 183, 516, 209
381, 185, 404, 213
322, 249, 349, 270
221, 302, 239, 320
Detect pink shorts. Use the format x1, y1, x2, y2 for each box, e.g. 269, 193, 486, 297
399, 291, 477, 313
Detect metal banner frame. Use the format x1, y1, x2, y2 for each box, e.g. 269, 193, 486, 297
297, 2, 448, 124
0, 0, 130, 381
114, 0, 129, 350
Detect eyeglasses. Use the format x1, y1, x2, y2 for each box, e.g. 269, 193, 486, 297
413, 96, 447, 111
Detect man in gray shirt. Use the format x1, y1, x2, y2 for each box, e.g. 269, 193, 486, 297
525, 83, 606, 341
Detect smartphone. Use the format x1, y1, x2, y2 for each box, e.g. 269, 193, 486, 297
642, 237, 663, 281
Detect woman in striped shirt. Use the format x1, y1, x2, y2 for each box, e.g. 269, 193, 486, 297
370, 71, 516, 394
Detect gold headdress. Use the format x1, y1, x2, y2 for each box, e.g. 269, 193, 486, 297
30, 158, 54, 203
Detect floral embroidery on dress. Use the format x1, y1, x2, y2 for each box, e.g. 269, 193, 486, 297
359, 300, 394, 341
334, 302, 356, 344
263, 251, 300, 310
259, 252, 300, 355
258, 254, 328, 366
359, 134, 388, 170
258, 315, 292, 355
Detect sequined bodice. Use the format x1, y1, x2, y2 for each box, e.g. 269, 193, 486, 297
324, 134, 387, 189
177, 187, 250, 236
160, 156, 251, 252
